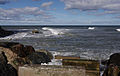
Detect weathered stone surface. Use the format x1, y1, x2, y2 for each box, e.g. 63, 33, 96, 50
62, 59, 100, 76
55, 55, 80, 60
36, 49, 53, 59
19, 65, 85, 76
0, 26, 14, 37
62, 59, 99, 70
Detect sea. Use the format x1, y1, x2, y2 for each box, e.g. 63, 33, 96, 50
1, 26, 120, 67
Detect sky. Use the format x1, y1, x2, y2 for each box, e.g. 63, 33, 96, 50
0, 0, 120, 25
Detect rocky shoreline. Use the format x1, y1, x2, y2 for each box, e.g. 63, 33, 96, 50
0, 41, 120, 76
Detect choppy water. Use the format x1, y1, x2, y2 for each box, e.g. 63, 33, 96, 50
1, 26, 120, 61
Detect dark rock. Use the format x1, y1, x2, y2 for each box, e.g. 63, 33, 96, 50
108, 53, 120, 66
0, 51, 17, 76
102, 64, 120, 76
0, 42, 52, 69
102, 53, 120, 76
32, 30, 39, 33
0, 26, 14, 37
11, 44, 26, 57
5, 64, 18, 76
36, 49, 53, 59
0, 51, 8, 66
27, 52, 51, 64
101, 60, 108, 65
24, 46, 35, 56
0, 42, 19, 48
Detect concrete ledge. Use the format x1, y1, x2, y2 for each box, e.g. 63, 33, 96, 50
62, 59, 100, 76
18, 65, 86, 76
55, 55, 80, 59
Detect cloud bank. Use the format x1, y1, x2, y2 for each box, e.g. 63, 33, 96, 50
61, 0, 120, 14
0, 7, 52, 20
41, 1, 53, 8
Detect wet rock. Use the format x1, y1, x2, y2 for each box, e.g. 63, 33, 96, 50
36, 49, 53, 59
0, 26, 14, 37
27, 52, 51, 64
32, 30, 39, 33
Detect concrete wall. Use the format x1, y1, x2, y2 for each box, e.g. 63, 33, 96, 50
19, 65, 86, 76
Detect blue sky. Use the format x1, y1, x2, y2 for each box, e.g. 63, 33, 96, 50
0, 0, 120, 25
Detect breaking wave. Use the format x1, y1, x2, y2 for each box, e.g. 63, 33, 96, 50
42, 27, 69, 35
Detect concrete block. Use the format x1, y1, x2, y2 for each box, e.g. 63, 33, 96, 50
18, 65, 86, 76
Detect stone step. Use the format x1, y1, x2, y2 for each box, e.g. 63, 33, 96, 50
62, 59, 100, 76
18, 65, 86, 76
55, 55, 80, 59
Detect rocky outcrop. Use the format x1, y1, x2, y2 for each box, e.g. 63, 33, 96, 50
0, 42, 51, 70
0, 26, 14, 37
102, 53, 120, 76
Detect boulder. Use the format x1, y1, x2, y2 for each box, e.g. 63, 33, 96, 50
102, 53, 120, 76
27, 52, 51, 64
108, 53, 120, 66
32, 30, 39, 33
0, 42, 51, 69
36, 49, 53, 59
0, 26, 14, 37
24, 45, 35, 56
11, 44, 26, 57
11, 44, 35, 57
102, 64, 120, 76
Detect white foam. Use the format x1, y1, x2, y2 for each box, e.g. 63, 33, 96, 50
88, 27, 95, 30
0, 32, 28, 40
42, 27, 69, 36
116, 29, 120, 32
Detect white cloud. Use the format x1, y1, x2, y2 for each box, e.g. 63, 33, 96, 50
41, 1, 53, 8
61, 0, 120, 14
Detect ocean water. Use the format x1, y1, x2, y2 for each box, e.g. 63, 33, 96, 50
1, 26, 120, 65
